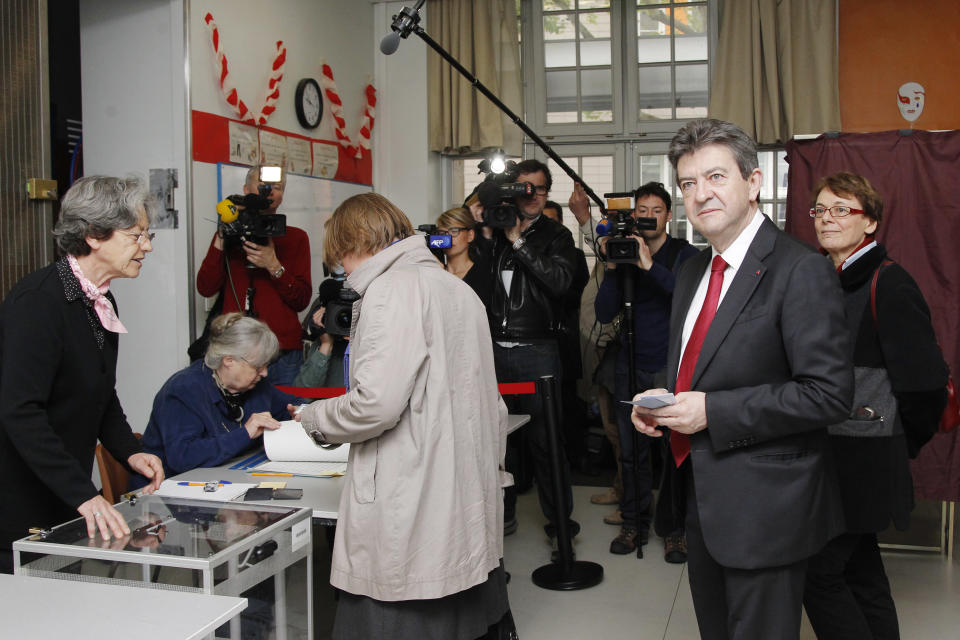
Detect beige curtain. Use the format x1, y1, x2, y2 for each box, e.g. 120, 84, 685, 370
427, 0, 522, 155
709, 0, 840, 144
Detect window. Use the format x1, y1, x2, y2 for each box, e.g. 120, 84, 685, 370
635, 1, 709, 122
541, 1, 615, 124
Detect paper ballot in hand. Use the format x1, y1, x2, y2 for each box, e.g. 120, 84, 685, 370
620, 393, 677, 409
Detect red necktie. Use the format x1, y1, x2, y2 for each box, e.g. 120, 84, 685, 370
671, 254, 727, 467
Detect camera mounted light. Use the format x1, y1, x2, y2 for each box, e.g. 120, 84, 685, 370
259, 165, 284, 184
489, 150, 506, 174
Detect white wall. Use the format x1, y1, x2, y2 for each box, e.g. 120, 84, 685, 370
80, 0, 188, 433
373, 2, 443, 225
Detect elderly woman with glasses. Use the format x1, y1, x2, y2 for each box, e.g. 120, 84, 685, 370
435, 206, 490, 306
803, 171, 948, 639
132, 313, 297, 486
0, 176, 165, 573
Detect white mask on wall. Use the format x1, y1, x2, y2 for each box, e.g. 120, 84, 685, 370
897, 82, 925, 122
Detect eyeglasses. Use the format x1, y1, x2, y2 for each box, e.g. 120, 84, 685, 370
532, 185, 549, 196
236, 355, 269, 372
437, 227, 468, 237
809, 205, 865, 219
118, 229, 156, 246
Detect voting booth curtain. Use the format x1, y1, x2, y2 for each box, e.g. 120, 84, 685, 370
426, 0, 522, 156
708, 0, 840, 144
784, 129, 960, 501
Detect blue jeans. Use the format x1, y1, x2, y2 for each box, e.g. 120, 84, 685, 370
267, 348, 304, 386
615, 363, 655, 530
494, 342, 575, 532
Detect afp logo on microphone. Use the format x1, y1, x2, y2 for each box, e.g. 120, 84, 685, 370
429, 235, 452, 249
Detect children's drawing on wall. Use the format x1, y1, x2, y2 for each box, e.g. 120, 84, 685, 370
897, 82, 925, 124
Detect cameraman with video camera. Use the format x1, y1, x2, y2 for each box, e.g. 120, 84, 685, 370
197, 165, 312, 385
473, 158, 581, 552
571, 181, 697, 560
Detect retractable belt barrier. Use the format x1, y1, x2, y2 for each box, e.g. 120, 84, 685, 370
277, 382, 537, 398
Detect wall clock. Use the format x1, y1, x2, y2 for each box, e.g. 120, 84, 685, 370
295, 78, 322, 129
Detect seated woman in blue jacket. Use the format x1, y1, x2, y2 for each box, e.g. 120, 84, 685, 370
131, 313, 296, 487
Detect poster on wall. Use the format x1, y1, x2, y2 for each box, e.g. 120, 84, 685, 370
259, 130, 289, 167
286, 137, 312, 175
228, 121, 259, 165
313, 142, 339, 179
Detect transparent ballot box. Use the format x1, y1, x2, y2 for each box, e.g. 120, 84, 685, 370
14, 495, 313, 639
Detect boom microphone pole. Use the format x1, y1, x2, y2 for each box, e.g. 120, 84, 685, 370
380, 2, 607, 215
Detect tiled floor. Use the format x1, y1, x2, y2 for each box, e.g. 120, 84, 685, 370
504, 486, 960, 640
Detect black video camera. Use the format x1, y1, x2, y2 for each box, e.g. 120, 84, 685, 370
600, 192, 657, 264
216, 166, 287, 247
323, 287, 360, 337
467, 160, 536, 229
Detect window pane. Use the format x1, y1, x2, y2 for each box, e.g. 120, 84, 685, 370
546, 70, 578, 123
638, 154, 671, 190
581, 69, 613, 121
674, 5, 708, 61
579, 11, 611, 39
580, 40, 611, 66
675, 63, 708, 118
638, 65, 672, 120
543, 13, 576, 40
637, 8, 671, 63
579, 0, 611, 8
543, 0, 567, 10
545, 41, 577, 67
777, 150, 789, 199
758, 151, 774, 201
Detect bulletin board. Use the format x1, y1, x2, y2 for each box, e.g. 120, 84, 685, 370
217, 162, 371, 290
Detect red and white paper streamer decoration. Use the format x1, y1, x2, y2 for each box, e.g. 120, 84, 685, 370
204, 13, 287, 126
320, 62, 376, 159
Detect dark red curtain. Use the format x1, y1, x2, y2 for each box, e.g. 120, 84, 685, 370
785, 130, 960, 501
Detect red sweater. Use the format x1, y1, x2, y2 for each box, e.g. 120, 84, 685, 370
196, 227, 312, 350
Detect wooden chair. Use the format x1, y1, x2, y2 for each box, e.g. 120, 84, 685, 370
95, 433, 141, 504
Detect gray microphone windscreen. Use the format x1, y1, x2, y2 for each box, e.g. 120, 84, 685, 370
380, 32, 401, 55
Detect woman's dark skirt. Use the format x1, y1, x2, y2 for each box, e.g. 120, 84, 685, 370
332, 563, 510, 640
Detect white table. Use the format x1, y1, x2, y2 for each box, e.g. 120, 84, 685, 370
0, 573, 246, 639
168, 414, 531, 522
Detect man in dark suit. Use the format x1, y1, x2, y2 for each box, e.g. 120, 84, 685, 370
631, 119, 853, 639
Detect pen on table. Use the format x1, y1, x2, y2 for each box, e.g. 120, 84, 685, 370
177, 480, 233, 486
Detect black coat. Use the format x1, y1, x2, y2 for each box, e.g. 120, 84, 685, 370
0, 259, 142, 553
486, 215, 579, 341
831, 243, 947, 532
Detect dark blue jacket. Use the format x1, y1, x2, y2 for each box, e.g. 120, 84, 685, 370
132, 360, 295, 487
595, 235, 698, 372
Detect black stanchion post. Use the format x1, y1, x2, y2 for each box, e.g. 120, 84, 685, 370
531, 375, 604, 590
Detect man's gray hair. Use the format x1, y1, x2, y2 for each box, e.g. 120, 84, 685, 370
668, 119, 759, 180
204, 313, 279, 370
52, 176, 156, 256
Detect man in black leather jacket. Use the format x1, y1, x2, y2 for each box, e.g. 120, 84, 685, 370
477, 159, 581, 549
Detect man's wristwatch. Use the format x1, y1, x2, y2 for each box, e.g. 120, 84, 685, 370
271, 265, 285, 279
512, 236, 526, 251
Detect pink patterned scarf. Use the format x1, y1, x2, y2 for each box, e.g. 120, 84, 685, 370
67, 254, 127, 334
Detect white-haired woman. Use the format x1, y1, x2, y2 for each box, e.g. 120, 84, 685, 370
134, 313, 297, 484
0, 176, 165, 573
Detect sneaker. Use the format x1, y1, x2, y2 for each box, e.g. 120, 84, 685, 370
603, 510, 623, 526
664, 536, 687, 564
609, 527, 638, 555
504, 517, 518, 536
590, 488, 619, 505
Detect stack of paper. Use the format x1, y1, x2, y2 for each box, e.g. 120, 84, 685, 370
256, 421, 350, 476
154, 480, 256, 502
